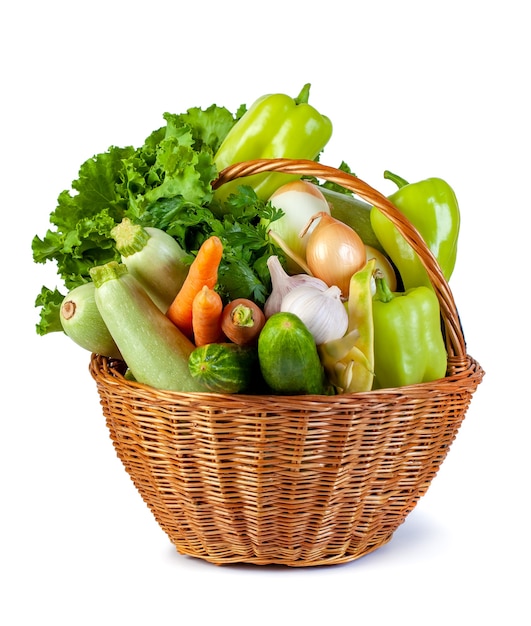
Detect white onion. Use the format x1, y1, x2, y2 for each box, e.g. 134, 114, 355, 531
266, 180, 330, 273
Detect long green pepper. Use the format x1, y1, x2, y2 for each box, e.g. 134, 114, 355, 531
370, 170, 460, 291
212, 84, 332, 212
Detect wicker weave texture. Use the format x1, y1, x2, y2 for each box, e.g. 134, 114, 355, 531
91, 354, 483, 566
89, 159, 484, 566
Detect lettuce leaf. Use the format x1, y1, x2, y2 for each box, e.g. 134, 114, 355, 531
31, 101, 275, 334
34, 287, 65, 336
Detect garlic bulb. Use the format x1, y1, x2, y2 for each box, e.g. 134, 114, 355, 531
280, 284, 348, 345
264, 255, 328, 318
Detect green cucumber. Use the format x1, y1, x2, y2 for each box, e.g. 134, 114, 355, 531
320, 186, 384, 252
90, 261, 205, 393
60, 282, 122, 359
258, 312, 330, 395
188, 343, 259, 393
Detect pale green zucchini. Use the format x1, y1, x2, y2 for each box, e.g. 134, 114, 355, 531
60, 282, 122, 359
111, 218, 189, 313
90, 261, 205, 393
319, 186, 384, 252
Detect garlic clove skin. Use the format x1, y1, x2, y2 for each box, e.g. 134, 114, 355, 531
280, 284, 348, 345
264, 255, 328, 318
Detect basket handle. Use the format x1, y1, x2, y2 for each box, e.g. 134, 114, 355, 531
213, 158, 468, 370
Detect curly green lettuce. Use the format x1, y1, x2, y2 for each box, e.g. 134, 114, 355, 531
32, 100, 282, 335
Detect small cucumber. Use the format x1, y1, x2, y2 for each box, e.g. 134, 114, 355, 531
258, 312, 330, 395
60, 282, 122, 359
188, 343, 259, 393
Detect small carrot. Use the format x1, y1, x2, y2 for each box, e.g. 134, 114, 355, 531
192, 285, 225, 347
167, 235, 223, 338
221, 298, 266, 346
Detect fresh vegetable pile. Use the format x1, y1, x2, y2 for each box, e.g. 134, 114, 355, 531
32, 84, 460, 395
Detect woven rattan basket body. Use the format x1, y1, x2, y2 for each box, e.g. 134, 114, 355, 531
90, 159, 484, 566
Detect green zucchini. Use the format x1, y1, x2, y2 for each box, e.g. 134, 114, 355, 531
320, 186, 384, 252
258, 312, 330, 395
90, 261, 206, 393
111, 218, 189, 313
60, 282, 122, 359
188, 342, 259, 393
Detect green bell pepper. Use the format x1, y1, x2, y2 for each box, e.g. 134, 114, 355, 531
370, 170, 460, 291
372, 274, 447, 389
212, 83, 332, 212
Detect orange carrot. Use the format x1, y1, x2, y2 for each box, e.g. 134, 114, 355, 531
192, 285, 225, 347
167, 235, 223, 338
220, 298, 266, 346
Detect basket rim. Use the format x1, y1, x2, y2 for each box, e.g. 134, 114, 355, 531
90, 352, 484, 403
214, 158, 466, 371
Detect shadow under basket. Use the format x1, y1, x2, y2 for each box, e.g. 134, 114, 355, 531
89, 159, 484, 567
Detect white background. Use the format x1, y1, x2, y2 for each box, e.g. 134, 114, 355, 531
2, 1, 529, 624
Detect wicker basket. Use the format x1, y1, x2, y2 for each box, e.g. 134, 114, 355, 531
90, 159, 484, 567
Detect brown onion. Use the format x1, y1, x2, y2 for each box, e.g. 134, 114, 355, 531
302, 212, 367, 297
